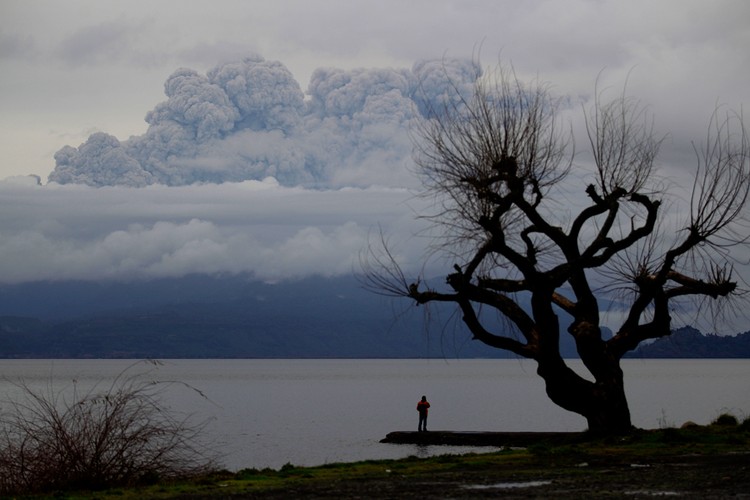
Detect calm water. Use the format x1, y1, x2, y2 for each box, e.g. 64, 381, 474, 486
1, 359, 748, 471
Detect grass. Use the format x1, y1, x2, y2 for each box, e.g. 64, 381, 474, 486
38, 453, 528, 499
18, 415, 750, 499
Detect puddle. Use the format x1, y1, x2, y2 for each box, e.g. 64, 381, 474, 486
625, 491, 681, 496
463, 480, 553, 490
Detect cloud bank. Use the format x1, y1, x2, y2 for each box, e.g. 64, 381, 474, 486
1, 55, 481, 284
4, 51, 746, 294
0, 179, 430, 284
48, 56, 479, 189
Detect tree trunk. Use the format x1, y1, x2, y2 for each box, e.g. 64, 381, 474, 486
585, 377, 632, 434
536, 356, 632, 435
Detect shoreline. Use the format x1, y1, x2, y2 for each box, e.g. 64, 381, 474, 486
380, 430, 583, 447
8, 424, 750, 497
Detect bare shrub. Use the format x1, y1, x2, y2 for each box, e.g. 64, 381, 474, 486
711, 413, 739, 427
0, 360, 215, 495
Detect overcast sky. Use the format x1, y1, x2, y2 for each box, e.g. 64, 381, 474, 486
1, 0, 749, 330
2, 0, 748, 181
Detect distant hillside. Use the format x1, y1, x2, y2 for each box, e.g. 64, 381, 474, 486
626, 326, 750, 358
0, 275, 558, 359
2, 275, 745, 359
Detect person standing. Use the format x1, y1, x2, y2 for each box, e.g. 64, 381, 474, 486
416, 395, 430, 432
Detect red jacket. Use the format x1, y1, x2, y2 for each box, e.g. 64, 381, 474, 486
417, 401, 430, 414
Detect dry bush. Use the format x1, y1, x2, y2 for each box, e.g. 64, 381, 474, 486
0, 360, 215, 495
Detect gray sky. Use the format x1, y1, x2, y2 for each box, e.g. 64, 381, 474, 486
1, 0, 747, 181
1, 0, 749, 334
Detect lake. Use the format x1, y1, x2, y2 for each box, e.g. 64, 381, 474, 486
1, 358, 748, 471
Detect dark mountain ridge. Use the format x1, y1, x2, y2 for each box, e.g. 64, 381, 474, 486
0, 275, 523, 358
626, 325, 750, 358
1, 275, 746, 358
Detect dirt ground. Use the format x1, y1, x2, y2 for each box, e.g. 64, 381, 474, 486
274, 454, 746, 498
176, 448, 750, 499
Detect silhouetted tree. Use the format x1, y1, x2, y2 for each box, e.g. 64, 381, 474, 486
365, 64, 749, 434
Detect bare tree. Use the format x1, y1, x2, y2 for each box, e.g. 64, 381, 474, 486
365, 64, 749, 434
